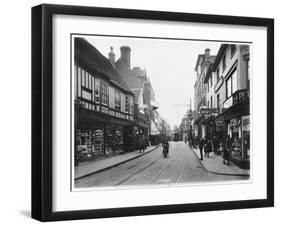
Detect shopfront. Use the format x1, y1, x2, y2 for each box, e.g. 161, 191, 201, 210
75, 107, 134, 161
223, 89, 250, 168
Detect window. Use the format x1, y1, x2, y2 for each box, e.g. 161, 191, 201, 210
244, 55, 250, 89
100, 80, 109, 106
232, 69, 238, 93
216, 68, 220, 81
85, 72, 88, 88
222, 55, 226, 71
95, 78, 100, 103
125, 95, 129, 113
210, 73, 212, 87
226, 77, 232, 98
210, 96, 213, 109
231, 44, 237, 56
115, 89, 121, 111
217, 94, 220, 110
129, 96, 134, 114
77, 67, 81, 97
81, 69, 85, 87
226, 68, 238, 98
91, 76, 95, 101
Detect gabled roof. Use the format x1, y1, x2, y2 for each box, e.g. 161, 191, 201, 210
74, 38, 132, 94
194, 54, 205, 71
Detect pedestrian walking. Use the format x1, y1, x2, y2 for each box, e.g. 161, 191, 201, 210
223, 136, 231, 165
139, 137, 146, 153
213, 136, 218, 155
205, 139, 212, 158
199, 137, 205, 160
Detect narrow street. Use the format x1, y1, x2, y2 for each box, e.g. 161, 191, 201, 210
75, 141, 249, 188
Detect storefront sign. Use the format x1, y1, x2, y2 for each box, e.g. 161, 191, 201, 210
200, 108, 219, 115
233, 89, 250, 105
230, 118, 240, 128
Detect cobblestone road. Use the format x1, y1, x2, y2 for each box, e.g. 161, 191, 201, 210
75, 141, 249, 188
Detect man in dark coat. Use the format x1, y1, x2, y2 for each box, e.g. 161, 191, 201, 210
198, 137, 205, 160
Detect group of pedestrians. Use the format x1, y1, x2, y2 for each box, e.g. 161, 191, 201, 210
197, 135, 231, 165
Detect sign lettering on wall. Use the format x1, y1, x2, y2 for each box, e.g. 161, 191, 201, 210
233, 89, 250, 105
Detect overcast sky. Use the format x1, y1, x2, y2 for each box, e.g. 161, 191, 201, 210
85, 36, 220, 128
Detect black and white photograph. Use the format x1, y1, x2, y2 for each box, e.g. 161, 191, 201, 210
29, 3, 274, 222
72, 35, 251, 189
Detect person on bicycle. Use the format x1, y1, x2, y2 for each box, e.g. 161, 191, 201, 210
162, 139, 169, 157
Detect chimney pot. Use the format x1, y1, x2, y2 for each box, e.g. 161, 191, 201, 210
205, 48, 210, 56
108, 46, 115, 67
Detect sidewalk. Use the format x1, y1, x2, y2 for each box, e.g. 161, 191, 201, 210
191, 146, 250, 176
75, 146, 159, 180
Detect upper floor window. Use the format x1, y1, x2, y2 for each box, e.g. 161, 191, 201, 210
115, 90, 121, 111
216, 67, 220, 81
222, 54, 226, 71
217, 94, 220, 110
129, 96, 134, 114
125, 95, 129, 113
226, 68, 238, 98
95, 78, 100, 103
100, 80, 109, 106
210, 73, 213, 87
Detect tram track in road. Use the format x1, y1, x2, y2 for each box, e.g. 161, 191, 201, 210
147, 159, 171, 184
115, 155, 163, 185
175, 161, 185, 184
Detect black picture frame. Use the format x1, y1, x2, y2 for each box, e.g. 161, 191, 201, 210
31, 4, 274, 222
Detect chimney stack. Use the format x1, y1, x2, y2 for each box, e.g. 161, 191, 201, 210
108, 46, 115, 67
205, 48, 210, 62
120, 46, 131, 69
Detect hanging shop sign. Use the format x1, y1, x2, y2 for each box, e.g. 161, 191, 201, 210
200, 108, 219, 115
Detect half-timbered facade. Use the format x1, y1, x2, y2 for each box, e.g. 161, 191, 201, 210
74, 38, 135, 161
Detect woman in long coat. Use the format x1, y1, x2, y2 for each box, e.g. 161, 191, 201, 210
223, 136, 231, 164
